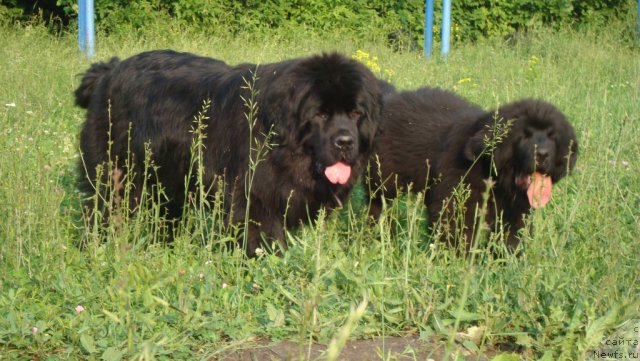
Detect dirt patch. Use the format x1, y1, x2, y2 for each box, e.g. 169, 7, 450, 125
213, 335, 497, 360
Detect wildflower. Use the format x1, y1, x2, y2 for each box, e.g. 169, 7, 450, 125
254, 247, 264, 257
75, 305, 85, 314
367, 60, 381, 74
5, 102, 16, 107
221, 283, 228, 289
198, 273, 205, 281
351, 50, 394, 80
31, 326, 38, 335
352, 50, 369, 62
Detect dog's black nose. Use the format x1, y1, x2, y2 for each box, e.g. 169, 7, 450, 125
334, 134, 354, 149
536, 147, 549, 161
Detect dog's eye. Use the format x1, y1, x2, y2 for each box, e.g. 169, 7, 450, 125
316, 112, 328, 121
546, 128, 555, 137
350, 110, 361, 119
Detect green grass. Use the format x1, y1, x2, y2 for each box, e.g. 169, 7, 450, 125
0, 21, 638, 360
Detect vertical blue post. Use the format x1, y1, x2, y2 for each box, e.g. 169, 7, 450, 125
441, 0, 451, 58
78, 0, 95, 58
424, 0, 434, 57
78, 0, 85, 50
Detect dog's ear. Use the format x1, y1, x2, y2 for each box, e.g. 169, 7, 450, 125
357, 82, 384, 154
259, 71, 311, 147
463, 121, 492, 161
358, 111, 380, 155
463, 133, 485, 161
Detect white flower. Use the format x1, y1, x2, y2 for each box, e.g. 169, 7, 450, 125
75, 305, 85, 314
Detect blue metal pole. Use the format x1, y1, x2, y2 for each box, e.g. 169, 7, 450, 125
78, 0, 95, 58
424, 0, 434, 58
441, 0, 451, 58
78, 0, 86, 53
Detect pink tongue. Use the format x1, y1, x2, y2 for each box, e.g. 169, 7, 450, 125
324, 162, 351, 185
527, 172, 553, 209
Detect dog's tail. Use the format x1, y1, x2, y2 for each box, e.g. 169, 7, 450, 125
74, 57, 120, 108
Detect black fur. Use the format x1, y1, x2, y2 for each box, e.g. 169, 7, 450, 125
367, 87, 578, 249
76, 50, 382, 256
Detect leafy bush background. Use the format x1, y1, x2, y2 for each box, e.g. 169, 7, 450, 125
0, 0, 636, 43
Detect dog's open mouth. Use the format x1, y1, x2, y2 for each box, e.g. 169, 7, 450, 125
515, 172, 553, 208
324, 161, 352, 185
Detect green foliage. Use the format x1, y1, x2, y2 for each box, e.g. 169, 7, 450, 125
0, 1, 23, 25
3, 0, 634, 43
421, 0, 636, 42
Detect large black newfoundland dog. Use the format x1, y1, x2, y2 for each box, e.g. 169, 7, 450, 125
367, 87, 577, 249
75, 50, 382, 256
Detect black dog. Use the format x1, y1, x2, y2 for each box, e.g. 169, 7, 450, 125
75, 50, 382, 256
367, 87, 577, 249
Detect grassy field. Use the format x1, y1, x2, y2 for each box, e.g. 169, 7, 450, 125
0, 21, 639, 360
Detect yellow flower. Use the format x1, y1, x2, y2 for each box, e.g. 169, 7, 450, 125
351, 50, 394, 80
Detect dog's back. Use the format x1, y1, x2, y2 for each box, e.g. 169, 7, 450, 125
367, 87, 485, 215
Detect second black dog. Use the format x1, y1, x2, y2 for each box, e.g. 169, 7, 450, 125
367, 87, 578, 249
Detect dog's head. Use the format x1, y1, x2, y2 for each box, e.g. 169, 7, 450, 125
464, 99, 578, 208
261, 52, 383, 186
